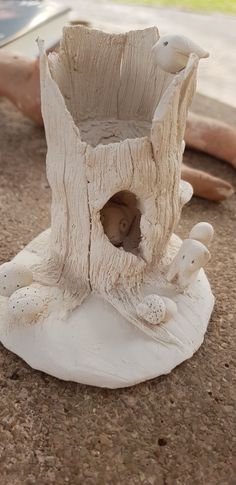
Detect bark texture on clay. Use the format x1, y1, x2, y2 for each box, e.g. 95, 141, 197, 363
38, 27, 198, 312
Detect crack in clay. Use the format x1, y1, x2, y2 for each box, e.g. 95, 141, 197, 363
85, 145, 92, 291
56, 149, 70, 285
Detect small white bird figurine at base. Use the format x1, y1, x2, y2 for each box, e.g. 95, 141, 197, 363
152, 34, 209, 74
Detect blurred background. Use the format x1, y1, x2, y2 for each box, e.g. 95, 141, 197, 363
1, 0, 236, 108
66, 0, 236, 108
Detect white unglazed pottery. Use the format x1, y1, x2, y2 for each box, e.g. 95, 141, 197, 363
0, 26, 214, 388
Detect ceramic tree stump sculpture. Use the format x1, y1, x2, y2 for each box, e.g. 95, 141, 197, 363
0, 27, 215, 388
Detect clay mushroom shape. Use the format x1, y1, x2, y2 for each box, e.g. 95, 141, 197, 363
167, 239, 210, 291
0, 262, 33, 297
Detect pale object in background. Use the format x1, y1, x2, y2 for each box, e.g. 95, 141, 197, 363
0, 26, 214, 388
65, 0, 236, 108
0, 1, 70, 57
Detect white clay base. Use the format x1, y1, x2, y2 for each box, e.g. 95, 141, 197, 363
0, 230, 214, 389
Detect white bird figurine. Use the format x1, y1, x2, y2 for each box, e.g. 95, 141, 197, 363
152, 34, 209, 74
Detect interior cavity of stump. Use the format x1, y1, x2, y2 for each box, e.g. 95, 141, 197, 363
100, 191, 141, 252
0, 26, 215, 388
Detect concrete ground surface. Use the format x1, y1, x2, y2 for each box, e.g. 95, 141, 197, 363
59, 0, 236, 108
0, 90, 235, 483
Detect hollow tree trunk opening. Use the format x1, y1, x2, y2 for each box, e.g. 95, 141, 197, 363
100, 191, 141, 254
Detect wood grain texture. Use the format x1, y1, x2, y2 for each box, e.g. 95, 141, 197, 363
118, 28, 171, 121
38, 27, 199, 326
38, 42, 90, 302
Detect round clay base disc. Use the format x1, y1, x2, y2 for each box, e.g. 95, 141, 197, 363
0, 230, 214, 388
